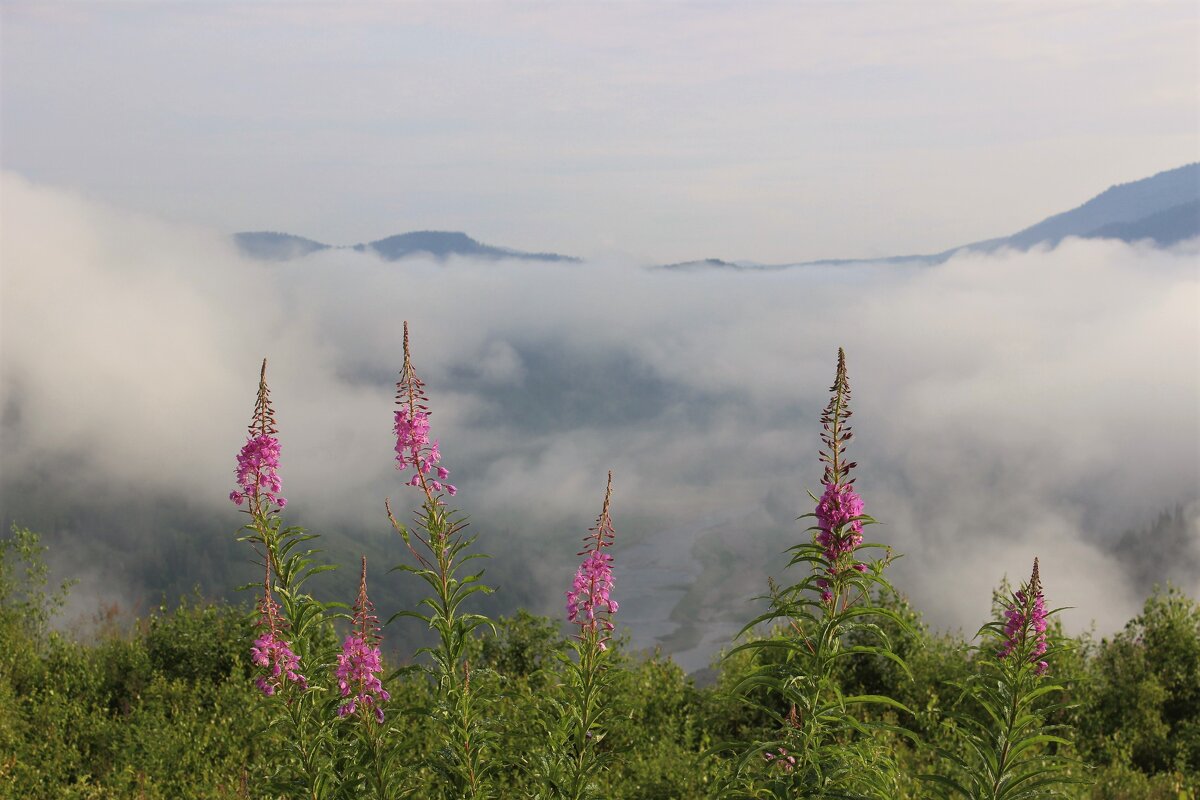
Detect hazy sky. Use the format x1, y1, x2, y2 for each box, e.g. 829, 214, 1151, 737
2, 1, 1197, 263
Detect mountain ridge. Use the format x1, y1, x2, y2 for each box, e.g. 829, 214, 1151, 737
234, 163, 1200, 268
234, 229, 579, 263
663, 162, 1200, 271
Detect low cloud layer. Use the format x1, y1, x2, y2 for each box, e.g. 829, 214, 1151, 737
2, 173, 1197, 667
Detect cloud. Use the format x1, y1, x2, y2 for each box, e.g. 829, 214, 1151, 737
2, 173, 1197, 667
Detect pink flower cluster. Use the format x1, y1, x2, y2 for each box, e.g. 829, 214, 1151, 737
230, 434, 286, 509
814, 482, 867, 592
763, 747, 796, 772
999, 563, 1049, 676
335, 635, 391, 723
251, 631, 307, 696
394, 407, 456, 496
815, 482, 864, 540
336, 557, 389, 722
567, 549, 618, 644
251, 584, 306, 696
567, 474, 618, 648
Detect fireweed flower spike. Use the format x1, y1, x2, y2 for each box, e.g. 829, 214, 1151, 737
566, 471, 618, 648
924, 556, 1082, 794
722, 350, 910, 796
250, 559, 307, 696
230, 361, 338, 797
336, 557, 390, 722
548, 472, 619, 800
394, 321, 456, 498
999, 557, 1050, 675
387, 323, 496, 797
230, 359, 286, 512
813, 348, 867, 589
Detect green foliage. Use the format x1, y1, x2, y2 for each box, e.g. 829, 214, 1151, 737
0, 522, 73, 649
388, 497, 497, 799
525, 478, 622, 800
145, 593, 254, 685
1079, 587, 1200, 780
474, 608, 567, 686
0, 535, 272, 799
598, 649, 728, 798
2, 563, 1198, 798
924, 632, 1082, 797
836, 588, 972, 746
719, 549, 915, 799
921, 563, 1086, 799
715, 349, 916, 798
236, 507, 342, 799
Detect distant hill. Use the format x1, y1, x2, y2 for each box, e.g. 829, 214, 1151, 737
356, 231, 577, 262
656, 257, 743, 272
233, 231, 330, 261
1080, 199, 1200, 248
662, 162, 1200, 270
996, 163, 1200, 250
234, 229, 578, 263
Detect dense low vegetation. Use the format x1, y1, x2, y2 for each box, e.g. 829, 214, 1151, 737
0, 529, 1196, 798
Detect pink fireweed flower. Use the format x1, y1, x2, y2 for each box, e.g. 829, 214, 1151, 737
763, 748, 797, 772
567, 551, 617, 626
394, 322, 456, 497
814, 482, 865, 564
815, 577, 834, 605
252, 632, 306, 696
998, 558, 1049, 675
231, 359, 286, 510
566, 473, 617, 648
231, 435, 285, 509
252, 562, 307, 695
812, 349, 867, 576
814, 482, 864, 539
336, 558, 390, 722
336, 637, 389, 722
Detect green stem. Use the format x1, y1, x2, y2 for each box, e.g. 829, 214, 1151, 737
569, 638, 600, 800
425, 507, 485, 799
370, 719, 386, 800
990, 662, 1021, 799
287, 698, 322, 800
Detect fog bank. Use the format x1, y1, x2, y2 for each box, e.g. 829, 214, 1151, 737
2, 173, 1197, 666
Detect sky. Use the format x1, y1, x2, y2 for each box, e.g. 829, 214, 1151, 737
2, 1, 1198, 263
